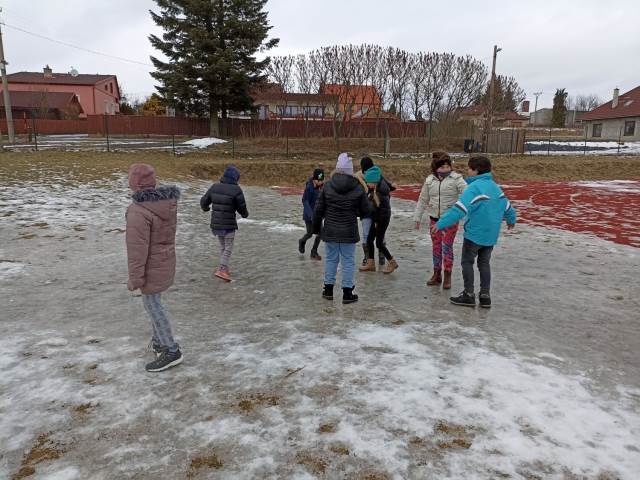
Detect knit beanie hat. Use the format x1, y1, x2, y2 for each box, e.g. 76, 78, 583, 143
128, 163, 156, 191
364, 165, 382, 184
312, 168, 325, 181
335, 152, 354, 175
431, 151, 452, 173
360, 156, 374, 173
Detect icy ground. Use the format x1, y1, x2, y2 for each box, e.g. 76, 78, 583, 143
1, 171, 639, 479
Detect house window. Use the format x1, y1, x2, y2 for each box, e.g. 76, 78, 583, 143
104, 85, 108, 91
276, 105, 300, 117
592, 123, 602, 137
110, 83, 114, 94
624, 120, 636, 136
303, 105, 325, 118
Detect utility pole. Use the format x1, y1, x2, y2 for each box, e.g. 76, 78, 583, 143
0, 11, 15, 144
533, 91, 542, 126
483, 45, 501, 152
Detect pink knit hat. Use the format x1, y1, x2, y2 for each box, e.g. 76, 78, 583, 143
128, 163, 157, 191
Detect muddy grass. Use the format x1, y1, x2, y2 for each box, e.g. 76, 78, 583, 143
1, 150, 639, 188
187, 452, 224, 479
12, 433, 65, 480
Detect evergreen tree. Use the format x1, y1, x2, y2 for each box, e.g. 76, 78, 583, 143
149, 0, 279, 136
482, 75, 526, 112
552, 88, 568, 128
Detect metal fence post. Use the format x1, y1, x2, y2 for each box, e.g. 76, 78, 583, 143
286, 133, 289, 158
510, 127, 515, 155
104, 114, 110, 152
618, 126, 622, 155
172, 133, 176, 156
33, 116, 38, 151
584, 127, 587, 155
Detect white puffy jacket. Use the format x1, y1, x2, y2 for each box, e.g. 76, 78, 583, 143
413, 172, 468, 221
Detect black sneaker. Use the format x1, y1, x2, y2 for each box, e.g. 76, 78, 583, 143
310, 252, 322, 261
145, 349, 183, 372
298, 239, 305, 254
342, 287, 359, 304
322, 284, 334, 300
148, 341, 166, 358
479, 293, 491, 308
450, 290, 476, 307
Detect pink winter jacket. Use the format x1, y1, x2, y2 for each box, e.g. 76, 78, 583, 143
125, 186, 181, 294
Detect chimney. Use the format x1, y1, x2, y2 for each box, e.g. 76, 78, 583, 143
43, 65, 53, 78
612, 87, 619, 108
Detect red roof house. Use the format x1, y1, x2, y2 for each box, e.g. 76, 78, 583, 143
581, 86, 640, 140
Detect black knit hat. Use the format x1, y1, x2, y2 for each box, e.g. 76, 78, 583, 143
312, 168, 325, 181
360, 156, 375, 172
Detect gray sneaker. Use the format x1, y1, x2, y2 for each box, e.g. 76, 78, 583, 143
145, 349, 183, 372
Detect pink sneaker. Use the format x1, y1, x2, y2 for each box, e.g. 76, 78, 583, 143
215, 270, 232, 282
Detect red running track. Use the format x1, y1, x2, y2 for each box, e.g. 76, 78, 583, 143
274, 180, 640, 248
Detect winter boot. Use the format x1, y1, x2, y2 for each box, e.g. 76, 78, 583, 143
361, 246, 369, 267
145, 349, 183, 372
479, 293, 492, 308
450, 290, 476, 307
310, 250, 322, 261
426, 270, 442, 286
322, 284, 334, 300
359, 259, 376, 272
378, 247, 386, 266
342, 287, 359, 304
442, 271, 452, 290
298, 239, 305, 254
382, 258, 398, 274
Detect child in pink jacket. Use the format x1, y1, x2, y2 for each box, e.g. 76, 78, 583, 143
126, 163, 183, 372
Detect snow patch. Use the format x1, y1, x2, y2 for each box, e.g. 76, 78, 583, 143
238, 218, 304, 232
182, 137, 227, 148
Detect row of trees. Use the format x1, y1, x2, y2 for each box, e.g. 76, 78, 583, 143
266, 46, 526, 123
551, 89, 602, 127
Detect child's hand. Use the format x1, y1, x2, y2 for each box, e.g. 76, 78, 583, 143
414, 221, 421, 231
507, 224, 515, 231
430, 223, 439, 235
127, 280, 138, 291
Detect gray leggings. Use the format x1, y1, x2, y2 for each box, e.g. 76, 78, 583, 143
216, 231, 235, 269
461, 239, 493, 294
142, 293, 178, 352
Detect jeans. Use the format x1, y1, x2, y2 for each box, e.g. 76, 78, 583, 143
142, 293, 179, 353
299, 220, 321, 254
366, 217, 393, 260
461, 238, 494, 294
324, 242, 356, 289
360, 218, 372, 247
214, 230, 235, 271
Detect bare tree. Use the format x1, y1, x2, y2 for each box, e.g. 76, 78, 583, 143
386, 47, 412, 120
575, 94, 601, 112
441, 55, 488, 122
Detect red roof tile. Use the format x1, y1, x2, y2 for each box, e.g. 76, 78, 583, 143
581, 86, 640, 121
7, 71, 116, 86
0, 91, 82, 111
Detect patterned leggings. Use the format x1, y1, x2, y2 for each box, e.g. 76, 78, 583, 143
142, 293, 178, 352
429, 218, 459, 272
215, 231, 235, 271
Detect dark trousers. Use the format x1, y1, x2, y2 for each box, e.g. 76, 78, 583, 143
367, 217, 393, 261
461, 239, 493, 294
300, 220, 321, 254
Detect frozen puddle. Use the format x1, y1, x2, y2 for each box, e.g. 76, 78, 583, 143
1, 176, 639, 478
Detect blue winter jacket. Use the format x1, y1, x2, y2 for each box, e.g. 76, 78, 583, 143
436, 172, 516, 247
302, 178, 321, 222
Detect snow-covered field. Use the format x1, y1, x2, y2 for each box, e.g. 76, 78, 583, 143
1, 171, 639, 479
3, 135, 227, 152
525, 140, 640, 155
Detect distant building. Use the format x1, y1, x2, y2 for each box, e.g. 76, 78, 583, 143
319, 84, 389, 120
581, 86, 640, 141
251, 83, 337, 120
529, 108, 586, 127
456, 105, 529, 128
2, 66, 120, 117
0, 91, 84, 119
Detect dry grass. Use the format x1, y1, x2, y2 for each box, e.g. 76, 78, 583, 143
1, 150, 639, 188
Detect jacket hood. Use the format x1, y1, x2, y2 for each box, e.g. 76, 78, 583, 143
132, 185, 181, 220
221, 165, 241, 184
466, 172, 493, 185
330, 172, 359, 194
128, 163, 156, 191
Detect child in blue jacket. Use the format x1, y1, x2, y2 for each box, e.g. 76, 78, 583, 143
298, 168, 325, 260
432, 155, 516, 308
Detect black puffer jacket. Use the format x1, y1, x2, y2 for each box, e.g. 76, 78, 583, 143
372, 176, 396, 222
200, 173, 249, 231
312, 173, 370, 243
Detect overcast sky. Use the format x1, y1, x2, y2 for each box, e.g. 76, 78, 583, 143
2, 0, 638, 109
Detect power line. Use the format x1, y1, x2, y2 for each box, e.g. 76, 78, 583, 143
1, 22, 154, 68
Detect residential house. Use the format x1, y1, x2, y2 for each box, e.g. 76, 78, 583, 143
319, 84, 396, 120
249, 83, 336, 120
529, 108, 586, 127
0, 91, 84, 119
581, 86, 640, 141
456, 105, 529, 128
2, 66, 120, 117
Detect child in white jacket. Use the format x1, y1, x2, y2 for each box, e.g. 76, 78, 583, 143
413, 151, 467, 289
